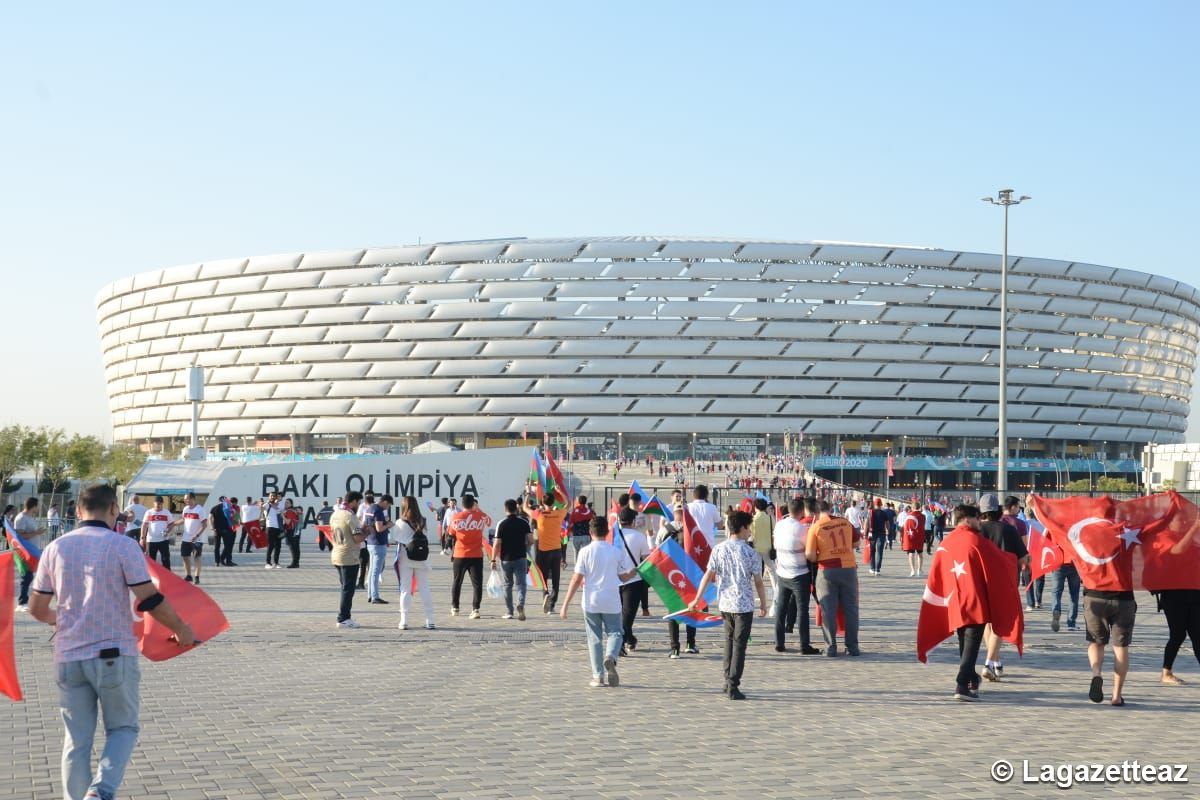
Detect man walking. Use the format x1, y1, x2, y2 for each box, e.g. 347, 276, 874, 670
615, 507, 651, 654
567, 495, 595, 561
366, 495, 394, 604
447, 494, 491, 618
868, 499, 888, 575
210, 497, 237, 567
806, 499, 862, 657
491, 499, 533, 620
315, 501, 333, 551
978, 493, 1028, 681
688, 510, 767, 700
331, 491, 367, 628
772, 498, 820, 654
28, 483, 194, 800
534, 495, 567, 614
264, 492, 284, 569
14, 497, 46, 610
122, 495, 147, 542
560, 516, 638, 687
179, 493, 208, 585
140, 496, 175, 569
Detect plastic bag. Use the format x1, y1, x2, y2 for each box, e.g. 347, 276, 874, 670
486, 568, 504, 600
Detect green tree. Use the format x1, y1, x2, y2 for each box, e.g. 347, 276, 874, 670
100, 443, 147, 486
1095, 477, 1138, 493
64, 434, 105, 482
1063, 478, 1093, 491
40, 429, 71, 493
0, 424, 28, 491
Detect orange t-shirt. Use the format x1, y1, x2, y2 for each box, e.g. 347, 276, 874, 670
448, 508, 492, 558
806, 516, 859, 569
535, 507, 567, 552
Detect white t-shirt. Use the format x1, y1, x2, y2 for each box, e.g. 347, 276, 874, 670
686, 500, 722, 541
125, 502, 148, 526
573, 541, 622, 614
142, 509, 175, 542
180, 504, 207, 542
14, 512, 43, 548
266, 501, 283, 529
772, 517, 811, 579
614, 528, 651, 586
241, 503, 261, 524
846, 505, 865, 533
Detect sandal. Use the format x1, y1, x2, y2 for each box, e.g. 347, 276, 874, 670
1161, 674, 1186, 686
1111, 697, 1126, 707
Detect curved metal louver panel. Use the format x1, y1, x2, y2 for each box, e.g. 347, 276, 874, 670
96, 236, 1199, 445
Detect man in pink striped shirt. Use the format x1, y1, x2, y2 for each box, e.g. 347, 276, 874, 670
29, 484, 194, 800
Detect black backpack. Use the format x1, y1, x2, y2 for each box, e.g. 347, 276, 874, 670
406, 521, 430, 562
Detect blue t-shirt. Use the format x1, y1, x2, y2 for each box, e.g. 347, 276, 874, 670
368, 505, 390, 546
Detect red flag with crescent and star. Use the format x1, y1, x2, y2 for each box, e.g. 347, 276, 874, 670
917, 524, 1023, 663
679, 506, 712, 571
1024, 519, 1064, 587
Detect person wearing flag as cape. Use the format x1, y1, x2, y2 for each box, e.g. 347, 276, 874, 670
687, 510, 768, 700
917, 503, 1024, 701
13, 497, 46, 611
28, 483, 195, 800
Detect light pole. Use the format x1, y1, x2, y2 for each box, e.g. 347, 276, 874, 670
691, 433, 697, 485
982, 188, 1030, 496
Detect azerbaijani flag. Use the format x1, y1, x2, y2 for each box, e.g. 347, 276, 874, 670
3, 517, 41, 576
637, 538, 720, 627
545, 451, 569, 509
629, 480, 648, 504
642, 495, 674, 523
530, 449, 549, 496
526, 559, 547, 591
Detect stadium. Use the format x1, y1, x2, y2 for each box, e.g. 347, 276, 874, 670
95, 236, 1200, 492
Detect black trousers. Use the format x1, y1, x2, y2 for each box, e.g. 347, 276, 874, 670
337, 564, 359, 622
535, 548, 562, 610
957, 623, 986, 689
217, 530, 235, 564
669, 619, 696, 649
286, 533, 300, 567
640, 581, 650, 614
620, 581, 645, 648
451, 557, 484, 611
774, 572, 812, 649
266, 527, 283, 565
722, 612, 754, 690
1161, 589, 1200, 670
238, 527, 251, 552
147, 541, 171, 569
357, 546, 369, 588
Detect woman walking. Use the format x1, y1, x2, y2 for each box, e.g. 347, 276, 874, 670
394, 496, 436, 630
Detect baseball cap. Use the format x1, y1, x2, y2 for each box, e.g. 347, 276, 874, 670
978, 493, 1001, 513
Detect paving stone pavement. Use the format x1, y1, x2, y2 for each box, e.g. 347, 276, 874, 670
4, 541, 1198, 799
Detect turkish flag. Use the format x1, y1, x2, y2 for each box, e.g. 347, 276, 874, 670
0, 552, 22, 701
813, 596, 846, 636
680, 507, 712, 570
1030, 494, 1180, 592
1137, 492, 1200, 591
1025, 520, 1064, 585
244, 521, 266, 549
917, 525, 1023, 663
134, 558, 230, 662
901, 513, 925, 553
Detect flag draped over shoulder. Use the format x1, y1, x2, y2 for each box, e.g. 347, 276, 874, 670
0, 552, 22, 701
1138, 492, 1200, 591
637, 538, 720, 627
134, 558, 230, 662
917, 525, 1024, 663
3, 517, 41, 576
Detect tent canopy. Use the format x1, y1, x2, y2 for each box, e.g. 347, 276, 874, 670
125, 460, 232, 498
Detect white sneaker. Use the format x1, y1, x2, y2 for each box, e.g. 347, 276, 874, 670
909, 569, 916, 577
588, 678, 605, 688
425, 622, 436, 630
469, 609, 481, 619
337, 619, 361, 629
450, 607, 460, 616
502, 613, 513, 619
265, 564, 273, 570
398, 622, 409, 630
15, 605, 28, 613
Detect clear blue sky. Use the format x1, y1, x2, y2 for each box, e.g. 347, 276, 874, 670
2, 2, 1198, 440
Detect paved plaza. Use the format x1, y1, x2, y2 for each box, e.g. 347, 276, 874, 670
5, 539, 1198, 799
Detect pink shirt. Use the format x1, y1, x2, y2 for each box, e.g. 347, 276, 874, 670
31, 521, 152, 663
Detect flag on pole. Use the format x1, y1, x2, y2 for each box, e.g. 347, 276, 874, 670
642, 495, 674, 523
886, 451, 895, 478
628, 480, 648, 504
840, 448, 847, 467
545, 450, 569, 509
637, 538, 719, 626
679, 506, 712, 570
0, 552, 22, 701
135, 558, 230, 662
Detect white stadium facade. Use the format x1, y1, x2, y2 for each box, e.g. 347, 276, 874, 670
96, 236, 1200, 493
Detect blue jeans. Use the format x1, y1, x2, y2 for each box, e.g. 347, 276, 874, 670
366, 544, 388, 600
57, 655, 140, 800
870, 535, 886, 573
1049, 564, 1081, 626
500, 559, 528, 614
583, 611, 623, 679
